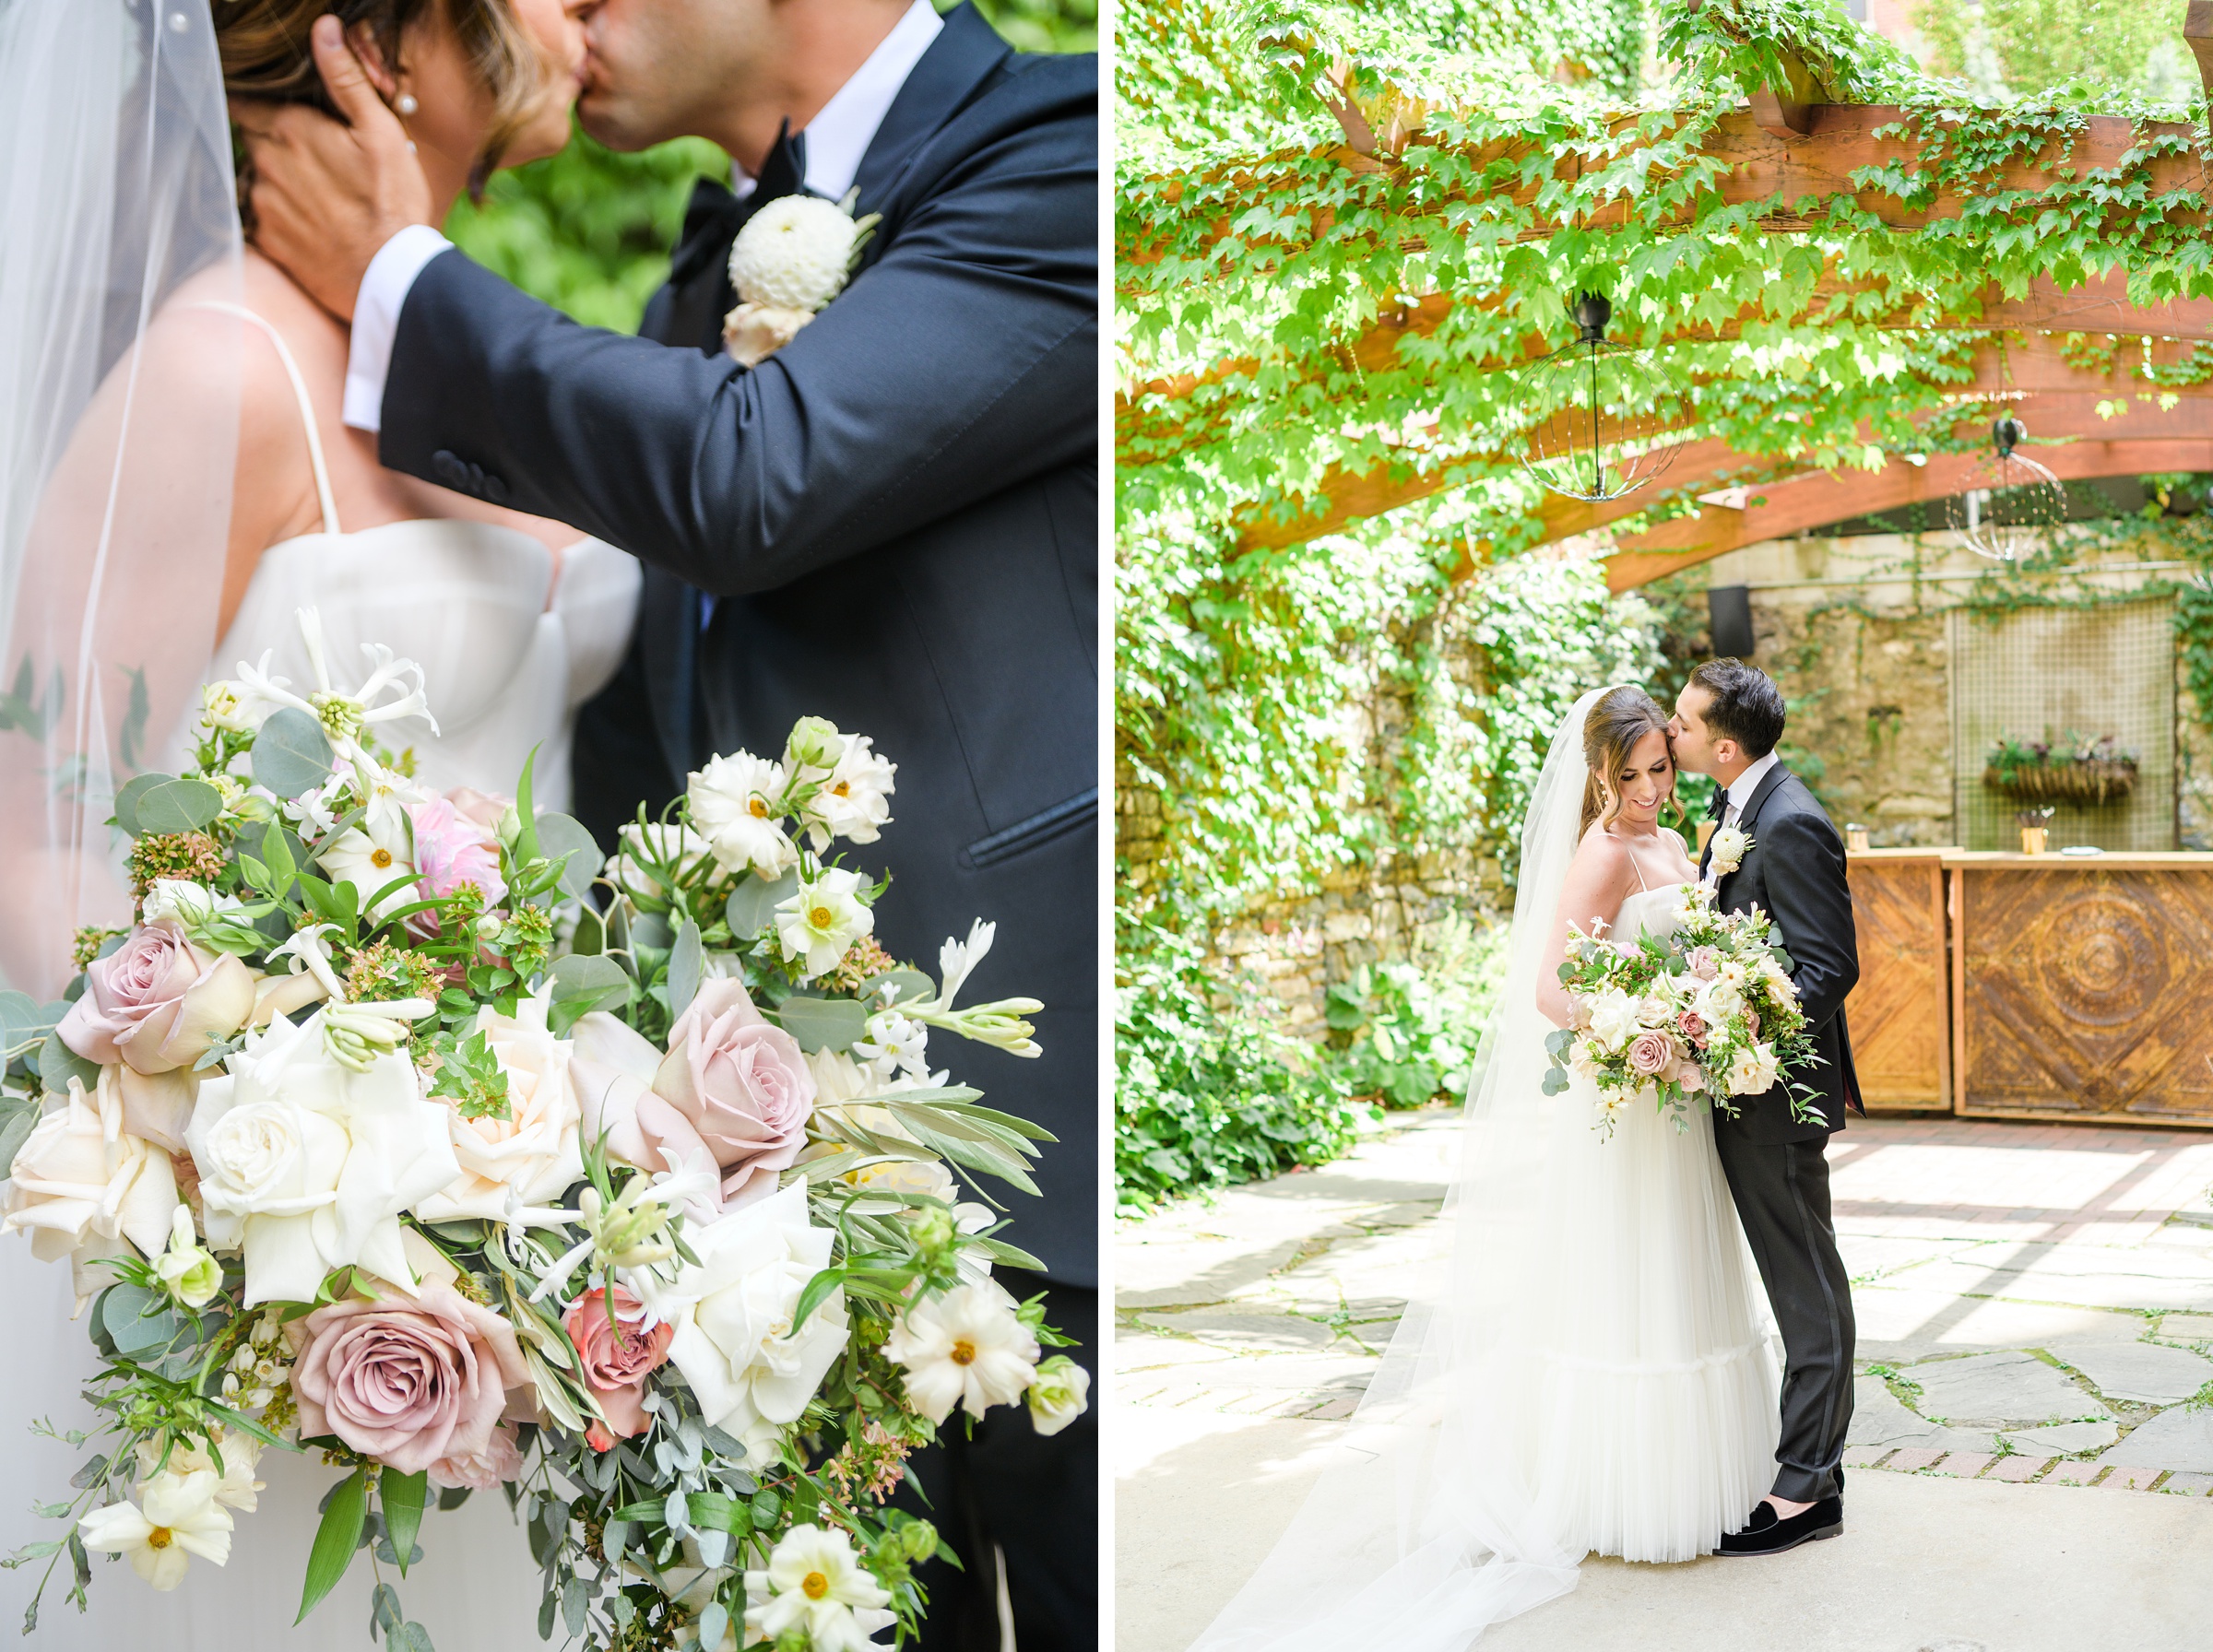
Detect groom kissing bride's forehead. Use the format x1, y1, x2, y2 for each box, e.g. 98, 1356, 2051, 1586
238, 0, 1098, 1643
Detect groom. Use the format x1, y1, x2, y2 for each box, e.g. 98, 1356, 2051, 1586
1670, 659, 1861, 1558
236, 2, 1095, 1645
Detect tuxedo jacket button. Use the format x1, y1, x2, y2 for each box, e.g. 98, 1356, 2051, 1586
480, 473, 509, 504
432, 449, 467, 487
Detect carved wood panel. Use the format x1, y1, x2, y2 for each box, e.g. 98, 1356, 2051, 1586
1956, 867, 2213, 1125
1843, 856, 1949, 1110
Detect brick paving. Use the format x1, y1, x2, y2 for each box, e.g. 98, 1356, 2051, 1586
1118, 1111, 2213, 1497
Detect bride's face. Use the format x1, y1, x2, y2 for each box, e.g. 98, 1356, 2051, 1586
365, 0, 585, 179
1609, 726, 1675, 832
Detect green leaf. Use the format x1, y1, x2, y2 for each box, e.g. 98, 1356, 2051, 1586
534, 811, 600, 902
381, 1469, 428, 1577
725, 868, 799, 939
298, 1468, 368, 1622
775, 993, 869, 1055
511, 748, 541, 868
667, 920, 704, 1019
864, 966, 936, 1010
112, 773, 167, 837
254, 707, 334, 799
792, 1267, 847, 1333
132, 776, 223, 835
0, 1100, 38, 1177
37, 1032, 99, 1097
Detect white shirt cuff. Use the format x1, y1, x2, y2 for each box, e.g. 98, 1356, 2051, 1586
342, 224, 454, 431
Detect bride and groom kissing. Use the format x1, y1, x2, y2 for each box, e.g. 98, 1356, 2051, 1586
1189, 661, 1862, 1652
0, 0, 1094, 1646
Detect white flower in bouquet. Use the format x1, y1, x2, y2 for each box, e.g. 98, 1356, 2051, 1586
1707, 825, 1752, 879
317, 808, 419, 921
1583, 986, 1642, 1054
416, 993, 585, 1223
139, 879, 238, 930
154, 1206, 222, 1309
133, 1434, 264, 1514
798, 732, 895, 852
199, 679, 262, 733
603, 820, 718, 902
1695, 975, 1746, 1022
77, 1469, 233, 1590
742, 1523, 894, 1652
232, 608, 437, 754
1755, 953, 1795, 998
652, 1182, 849, 1439
186, 1008, 460, 1305
853, 1009, 929, 1080
775, 867, 873, 978
0, 1077, 181, 1302
883, 1282, 1039, 1424
1026, 1354, 1091, 1437
688, 751, 799, 880
1726, 1041, 1781, 1097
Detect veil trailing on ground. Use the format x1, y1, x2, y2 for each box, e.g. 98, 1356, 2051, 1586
1187, 686, 1614, 1652
0, 0, 242, 997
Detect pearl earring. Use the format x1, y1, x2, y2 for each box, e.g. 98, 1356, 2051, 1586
396, 92, 418, 116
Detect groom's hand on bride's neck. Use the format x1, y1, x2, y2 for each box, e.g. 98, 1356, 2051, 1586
231, 17, 433, 324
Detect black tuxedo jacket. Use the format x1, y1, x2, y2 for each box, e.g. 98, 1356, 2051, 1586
376, 6, 1098, 1284
1699, 763, 1861, 1143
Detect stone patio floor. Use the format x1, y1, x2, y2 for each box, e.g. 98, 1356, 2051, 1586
1115, 1109, 2213, 1649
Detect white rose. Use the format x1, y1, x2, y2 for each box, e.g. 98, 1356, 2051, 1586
798, 732, 895, 852
775, 867, 873, 979
1698, 978, 1746, 1022
186, 1009, 459, 1305
883, 1282, 1038, 1424
415, 994, 584, 1222
686, 751, 799, 881
648, 1182, 849, 1439
1, 1078, 180, 1303
1726, 1042, 1781, 1097
1583, 986, 1641, 1054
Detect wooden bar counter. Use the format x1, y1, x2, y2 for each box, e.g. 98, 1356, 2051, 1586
1943, 851, 2213, 1127
1841, 849, 1952, 1112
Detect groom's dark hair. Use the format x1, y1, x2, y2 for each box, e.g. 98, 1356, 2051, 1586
1689, 659, 1785, 759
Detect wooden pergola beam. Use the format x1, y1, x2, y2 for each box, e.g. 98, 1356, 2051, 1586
1602, 435, 2213, 591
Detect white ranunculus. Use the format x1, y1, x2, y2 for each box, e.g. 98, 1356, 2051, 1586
687, 750, 799, 881
775, 867, 872, 979
727, 195, 870, 313
77, 1469, 233, 1590
798, 732, 895, 852
1, 1077, 180, 1303
1026, 1354, 1091, 1437
742, 1523, 894, 1652
416, 994, 585, 1222
186, 1009, 459, 1306
1726, 1041, 1781, 1097
882, 1283, 1039, 1424
1583, 986, 1642, 1054
649, 1182, 848, 1439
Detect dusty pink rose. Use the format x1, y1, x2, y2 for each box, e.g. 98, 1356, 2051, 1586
568, 1013, 719, 1218
1744, 1009, 1761, 1040
408, 796, 507, 906
1627, 1031, 1673, 1077
1676, 1009, 1709, 1049
429, 1422, 524, 1492
1685, 947, 1721, 982
288, 1284, 529, 1475
563, 1286, 674, 1438
654, 978, 817, 1207
1667, 1055, 1707, 1093
58, 923, 254, 1150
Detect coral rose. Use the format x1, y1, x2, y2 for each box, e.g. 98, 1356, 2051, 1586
562, 1286, 674, 1438
288, 1284, 529, 1475
654, 979, 816, 1207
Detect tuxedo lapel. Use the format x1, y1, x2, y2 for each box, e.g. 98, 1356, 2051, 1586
1713, 761, 1793, 900
850, 5, 1011, 213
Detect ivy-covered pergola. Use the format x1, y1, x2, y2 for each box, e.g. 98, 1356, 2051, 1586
1119, 0, 2213, 589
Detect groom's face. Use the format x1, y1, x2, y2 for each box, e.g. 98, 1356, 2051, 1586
573, 0, 756, 150
1669, 684, 1734, 777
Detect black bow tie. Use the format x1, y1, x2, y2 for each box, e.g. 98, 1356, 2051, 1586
1707, 786, 1730, 822
666, 119, 809, 288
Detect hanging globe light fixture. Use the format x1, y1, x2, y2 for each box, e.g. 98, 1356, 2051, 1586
1518, 291, 1683, 502
1942, 415, 2066, 562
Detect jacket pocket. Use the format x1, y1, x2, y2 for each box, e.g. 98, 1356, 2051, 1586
960, 787, 1095, 869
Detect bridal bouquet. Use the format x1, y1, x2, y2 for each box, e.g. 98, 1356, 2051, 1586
1541, 884, 1824, 1135
0, 610, 1083, 1650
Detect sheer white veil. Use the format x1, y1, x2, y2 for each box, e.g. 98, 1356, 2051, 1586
1187, 685, 1614, 1652
0, 0, 242, 997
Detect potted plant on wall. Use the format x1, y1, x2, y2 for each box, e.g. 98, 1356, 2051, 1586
1984, 732, 2139, 806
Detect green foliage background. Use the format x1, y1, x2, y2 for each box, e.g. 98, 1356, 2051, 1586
446, 0, 1095, 332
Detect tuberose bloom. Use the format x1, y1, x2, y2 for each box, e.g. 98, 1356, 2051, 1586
562, 1285, 674, 1439
742, 1523, 894, 1652
655, 978, 817, 1207
883, 1284, 1039, 1424
288, 1283, 530, 1475
77, 1469, 233, 1590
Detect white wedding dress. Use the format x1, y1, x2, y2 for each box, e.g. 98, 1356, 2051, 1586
1188, 690, 1781, 1652
0, 307, 639, 1648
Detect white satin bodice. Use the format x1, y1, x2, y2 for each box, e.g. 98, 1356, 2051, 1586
195, 301, 640, 811
1614, 880, 1692, 949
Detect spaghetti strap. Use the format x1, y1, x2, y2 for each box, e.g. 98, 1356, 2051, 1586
182, 301, 341, 536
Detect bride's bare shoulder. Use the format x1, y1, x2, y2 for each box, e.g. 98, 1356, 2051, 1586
1570, 820, 1633, 876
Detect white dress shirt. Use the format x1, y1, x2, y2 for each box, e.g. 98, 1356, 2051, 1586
1721, 749, 1781, 828
342, 0, 946, 431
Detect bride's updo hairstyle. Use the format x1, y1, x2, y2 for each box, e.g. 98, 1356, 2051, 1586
216, 0, 542, 194
1578, 686, 1673, 837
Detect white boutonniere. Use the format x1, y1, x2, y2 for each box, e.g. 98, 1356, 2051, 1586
1707, 825, 1752, 880
722, 191, 882, 367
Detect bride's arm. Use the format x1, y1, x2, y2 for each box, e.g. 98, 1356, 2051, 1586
1535, 828, 1634, 1029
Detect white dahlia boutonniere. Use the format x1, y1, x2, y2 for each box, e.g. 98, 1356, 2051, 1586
723, 192, 882, 368
1707, 825, 1752, 880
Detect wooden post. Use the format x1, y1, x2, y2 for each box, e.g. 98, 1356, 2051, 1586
2188, 2, 2213, 105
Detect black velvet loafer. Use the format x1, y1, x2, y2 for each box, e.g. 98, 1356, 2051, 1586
1716, 1495, 1843, 1556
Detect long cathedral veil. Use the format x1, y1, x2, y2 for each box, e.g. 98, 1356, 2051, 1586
1186, 686, 1615, 1651
0, 0, 242, 998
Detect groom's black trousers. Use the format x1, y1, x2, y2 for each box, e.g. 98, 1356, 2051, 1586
898, 1281, 1096, 1651
1712, 1130, 1856, 1504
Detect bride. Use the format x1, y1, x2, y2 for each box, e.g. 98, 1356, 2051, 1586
1187, 686, 1782, 1652
0, 1, 635, 1644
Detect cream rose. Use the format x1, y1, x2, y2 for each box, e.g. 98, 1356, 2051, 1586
647, 1182, 847, 1440
416, 994, 584, 1222
0, 1078, 180, 1298
186, 1009, 459, 1305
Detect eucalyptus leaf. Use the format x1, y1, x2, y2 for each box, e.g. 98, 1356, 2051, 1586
0, 1099, 42, 1178
667, 920, 704, 1019
724, 867, 799, 939
37, 1032, 99, 1097
112, 773, 167, 837
863, 967, 936, 1009
132, 776, 223, 835
774, 994, 870, 1054
534, 812, 601, 902
253, 707, 335, 799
